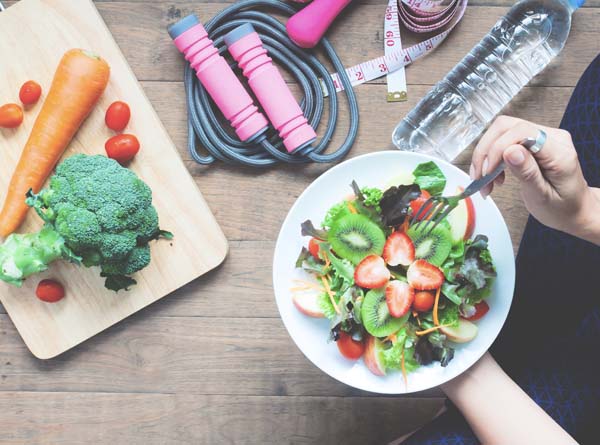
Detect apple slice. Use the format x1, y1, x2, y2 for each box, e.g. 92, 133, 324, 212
292, 292, 325, 318
385, 170, 415, 189
440, 319, 478, 343
447, 186, 475, 243
363, 336, 386, 376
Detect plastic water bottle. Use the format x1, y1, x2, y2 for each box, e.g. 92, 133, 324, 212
392, 0, 584, 160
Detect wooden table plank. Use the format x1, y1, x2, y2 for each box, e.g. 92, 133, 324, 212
0, 314, 446, 397
1, 391, 444, 445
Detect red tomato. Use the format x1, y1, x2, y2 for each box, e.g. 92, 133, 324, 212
19, 80, 42, 105
105, 134, 140, 164
36, 279, 65, 303
308, 238, 321, 260
413, 290, 435, 312
410, 190, 433, 220
105, 101, 131, 132
0, 103, 24, 128
463, 301, 490, 321
337, 331, 365, 360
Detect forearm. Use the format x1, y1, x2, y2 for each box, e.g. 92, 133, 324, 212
441, 353, 576, 445
572, 187, 600, 246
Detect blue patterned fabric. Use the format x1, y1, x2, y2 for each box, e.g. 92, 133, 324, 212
404, 54, 600, 445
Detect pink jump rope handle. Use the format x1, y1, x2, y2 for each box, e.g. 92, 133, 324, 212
169, 15, 268, 142
225, 24, 317, 153
286, 0, 353, 49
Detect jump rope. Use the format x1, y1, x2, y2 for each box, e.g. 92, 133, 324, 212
168, 0, 466, 168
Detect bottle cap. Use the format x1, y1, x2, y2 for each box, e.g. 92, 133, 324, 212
568, 0, 585, 10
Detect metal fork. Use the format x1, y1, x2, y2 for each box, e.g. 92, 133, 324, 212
410, 137, 538, 235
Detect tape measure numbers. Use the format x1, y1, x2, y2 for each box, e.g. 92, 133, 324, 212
324, 0, 468, 98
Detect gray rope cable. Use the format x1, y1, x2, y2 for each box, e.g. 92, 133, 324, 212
184, 0, 359, 167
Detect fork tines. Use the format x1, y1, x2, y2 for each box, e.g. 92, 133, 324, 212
410, 197, 455, 236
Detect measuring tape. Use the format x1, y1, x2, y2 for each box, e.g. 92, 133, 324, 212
326, 0, 468, 99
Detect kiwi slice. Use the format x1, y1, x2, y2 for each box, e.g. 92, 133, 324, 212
361, 288, 409, 337
328, 214, 385, 265
407, 223, 452, 266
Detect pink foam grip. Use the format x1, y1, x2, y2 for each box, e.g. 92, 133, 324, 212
227, 31, 317, 153
173, 24, 268, 142
286, 0, 353, 49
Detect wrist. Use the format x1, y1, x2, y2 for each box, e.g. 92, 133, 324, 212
571, 187, 600, 245
441, 352, 501, 402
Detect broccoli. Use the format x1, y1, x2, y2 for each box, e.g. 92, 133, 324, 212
0, 154, 172, 291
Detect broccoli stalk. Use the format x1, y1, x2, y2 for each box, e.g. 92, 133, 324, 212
0, 226, 80, 286
0, 154, 171, 291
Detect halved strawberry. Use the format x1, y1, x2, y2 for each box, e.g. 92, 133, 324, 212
354, 255, 390, 289
407, 259, 444, 290
383, 231, 415, 266
385, 280, 414, 318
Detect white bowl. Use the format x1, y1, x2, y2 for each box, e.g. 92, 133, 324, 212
273, 151, 515, 394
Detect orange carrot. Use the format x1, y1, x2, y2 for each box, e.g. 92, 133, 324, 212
0, 49, 110, 237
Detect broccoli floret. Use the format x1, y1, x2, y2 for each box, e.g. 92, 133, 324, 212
0, 154, 171, 291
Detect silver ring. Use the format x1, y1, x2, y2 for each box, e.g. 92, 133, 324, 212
522, 129, 547, 154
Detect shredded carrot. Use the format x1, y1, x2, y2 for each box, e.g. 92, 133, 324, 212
320, 275, 340, 314
401, 345, 408, 389
433, 287, 441, 326
322, 250, 331, 268
383, 333, 398, 344
415, 324, 451, 336
347, 201, 358, 214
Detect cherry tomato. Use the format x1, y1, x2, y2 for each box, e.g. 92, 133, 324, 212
36, 279, 65, 303
308, 238, 321, 260
410, 190, 433, 220
337, 331, 365, 360
413, 290, 435, 312
105, 101, 131, 132
462, 301, 490, 321
105, 134, 140, 164
19, 80, 42, 105
0, 103, 24, 128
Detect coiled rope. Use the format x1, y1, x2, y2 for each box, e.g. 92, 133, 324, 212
183, 0, 359, 167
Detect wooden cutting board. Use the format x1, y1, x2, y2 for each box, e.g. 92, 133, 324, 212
0, 0, 228, 359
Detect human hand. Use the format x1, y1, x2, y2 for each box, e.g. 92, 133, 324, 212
470, 115, 600, 240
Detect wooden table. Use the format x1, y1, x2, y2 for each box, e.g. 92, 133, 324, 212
1, 1, 598, 443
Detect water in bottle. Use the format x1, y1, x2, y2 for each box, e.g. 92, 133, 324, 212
392, 0, 585, 160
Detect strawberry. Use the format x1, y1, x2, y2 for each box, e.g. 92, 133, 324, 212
382, 231, 415, 266
385, 280, 414, 318
407, 259, 444, 290
354, 255, 390, 289
308, 238, 321, 260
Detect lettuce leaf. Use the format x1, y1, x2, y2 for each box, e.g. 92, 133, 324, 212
438, 304, 459, 327
380, 333, 420, 372
440, 235, 496, 305
361, 187, 383, 212
379, 183, 422, 226
322, 201, 352, 229
318, 292, 338, 319
412, 161, 447, 195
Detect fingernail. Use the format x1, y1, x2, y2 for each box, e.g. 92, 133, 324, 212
507, 149, 525, 166
469, 164, 475, 179
482, 158, 489, 176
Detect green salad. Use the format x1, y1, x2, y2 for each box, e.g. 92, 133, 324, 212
292, 161, 496, 379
